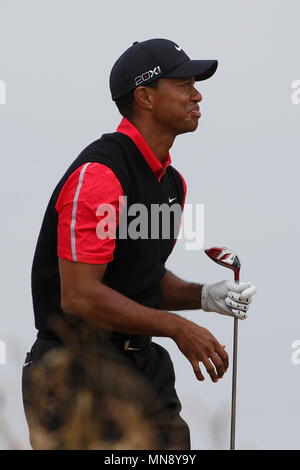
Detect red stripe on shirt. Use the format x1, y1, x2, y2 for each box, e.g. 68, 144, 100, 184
55, 162, 124, 264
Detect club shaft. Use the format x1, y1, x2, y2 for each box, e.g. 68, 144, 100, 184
230, 272, 239, 450
230, 316, 238, 450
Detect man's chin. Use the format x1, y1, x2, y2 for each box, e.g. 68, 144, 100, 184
177, 120, 199, 135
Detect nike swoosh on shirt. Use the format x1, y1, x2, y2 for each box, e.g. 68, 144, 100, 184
169, 197, 177, 203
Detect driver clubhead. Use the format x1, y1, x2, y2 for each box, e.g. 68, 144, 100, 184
205, 247, 241, 280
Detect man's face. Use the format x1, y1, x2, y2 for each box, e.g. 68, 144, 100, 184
150, 77, 202, 135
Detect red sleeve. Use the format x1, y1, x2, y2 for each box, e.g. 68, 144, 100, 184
55, 162, 124, 264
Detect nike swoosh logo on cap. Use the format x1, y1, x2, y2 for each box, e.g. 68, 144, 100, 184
175, 45, 182, 51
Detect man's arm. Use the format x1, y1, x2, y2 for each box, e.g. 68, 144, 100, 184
59, 258, 228, 383
161, 269, 203, 311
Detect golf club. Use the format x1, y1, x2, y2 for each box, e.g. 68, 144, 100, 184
205, 246, 241, 450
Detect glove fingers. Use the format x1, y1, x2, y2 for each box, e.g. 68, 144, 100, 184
228, 291, 252, 304
240, 284, 256, 300
202, 280, 255, 319
225, 297, 248, 312
232, 309, 247, 320
227, 282, 256, 299
228, 282, 252, 294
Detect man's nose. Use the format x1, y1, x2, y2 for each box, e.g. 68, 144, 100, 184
191, 86, 202, 102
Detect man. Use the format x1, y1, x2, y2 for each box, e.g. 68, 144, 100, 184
23, 38, 256, 450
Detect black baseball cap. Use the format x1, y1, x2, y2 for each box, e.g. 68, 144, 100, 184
109, 38, 218, 101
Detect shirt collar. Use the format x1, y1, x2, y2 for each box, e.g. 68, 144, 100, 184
116, 117, 172, 182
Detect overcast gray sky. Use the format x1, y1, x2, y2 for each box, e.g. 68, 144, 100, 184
0, 0, 299, 450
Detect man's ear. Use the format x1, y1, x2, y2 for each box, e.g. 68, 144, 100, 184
133, 86, 155, 111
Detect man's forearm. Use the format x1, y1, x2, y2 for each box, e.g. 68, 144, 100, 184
161, 269, 203, 310
62, 278, 187, 339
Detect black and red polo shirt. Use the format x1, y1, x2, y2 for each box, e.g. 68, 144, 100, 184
31, 118, 187, 336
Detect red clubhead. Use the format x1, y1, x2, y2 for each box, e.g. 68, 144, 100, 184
205, 247, 241, 282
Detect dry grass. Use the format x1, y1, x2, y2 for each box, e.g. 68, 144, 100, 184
23, 320, 170, 450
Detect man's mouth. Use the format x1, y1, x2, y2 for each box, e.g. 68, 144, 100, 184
188, 106, 201, 118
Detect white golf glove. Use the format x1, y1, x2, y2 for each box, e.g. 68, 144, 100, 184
201, 280, 256, 319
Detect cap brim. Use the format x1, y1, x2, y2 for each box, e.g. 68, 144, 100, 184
164, 59, 218, 81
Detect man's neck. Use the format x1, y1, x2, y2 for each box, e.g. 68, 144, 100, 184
130, 118, 175, 163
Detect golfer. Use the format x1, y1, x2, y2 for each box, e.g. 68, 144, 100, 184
23, 38, 256, 450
